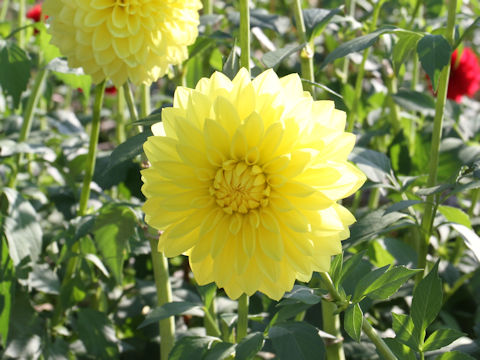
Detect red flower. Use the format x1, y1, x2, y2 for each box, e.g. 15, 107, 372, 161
26, 4, 43, 23
104, 86, 118, 96
447, 48, 480, 102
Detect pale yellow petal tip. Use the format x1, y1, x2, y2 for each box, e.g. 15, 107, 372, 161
141, 68, 366, 301
43, 0, 202, 86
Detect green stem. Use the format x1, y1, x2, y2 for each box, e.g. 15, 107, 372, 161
292, 0, 315, 95
361, 319, 398, 360
407, 0, 422, 29
340, 0, 357, 84
140, 83, 151, 118
367, 188, 380, 209
123, 82, 139, 121
321, 300, 345, 360
468, 189, 479, 216
78, 80, 106, 216
236, 294, 249, 342
239, 0, 250, 73
203, 303, 222, 338
0, 0, 10, 22
319, 272, 397, 360
384, 68, 401, 134
115, 86, 127, 144
149, 238, 175, 360
17, 0, 25, 48
346, 0, 385, 132
417, 0, 457, 285
8, 67, 48, 188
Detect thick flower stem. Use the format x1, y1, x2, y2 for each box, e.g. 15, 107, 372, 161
321, 300, 345, 360
115, 86, 127, 144
239, 0, 250, 73
236, 294, 249, 342
292, 0, 315, 95
8, 67, 48, 188
469, 189, 479, 216
149, 238, 175, 360
346, 0, 385, 132
17, 0, 25, 48
417, 0, 457, 285
0, 0, 10, 22
78, 80, 106, 216
140, 83, 151, 118
319, 272, 397, 360
128, 84, 175, 360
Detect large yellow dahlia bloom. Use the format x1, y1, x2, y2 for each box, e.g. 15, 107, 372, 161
43, 0, 202, 86
142, 68, 366, 300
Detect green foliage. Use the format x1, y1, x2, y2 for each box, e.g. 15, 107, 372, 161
417, 34, 452, 92
0, 40, 31, 108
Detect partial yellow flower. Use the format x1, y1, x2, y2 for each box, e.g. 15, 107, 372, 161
43, 0, 202, 86
142, 68, 366, 300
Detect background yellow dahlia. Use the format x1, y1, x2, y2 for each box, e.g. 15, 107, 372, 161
43, 0, 202, 86
142, 68, 366, 300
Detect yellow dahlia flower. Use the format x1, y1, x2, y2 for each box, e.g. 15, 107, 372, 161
142, 68, 366, 300
43, 0, 202, 86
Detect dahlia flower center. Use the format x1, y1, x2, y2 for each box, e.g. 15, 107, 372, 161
210, 160, 270, 215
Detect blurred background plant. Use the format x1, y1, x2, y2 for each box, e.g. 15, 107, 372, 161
1, 0, 480, 359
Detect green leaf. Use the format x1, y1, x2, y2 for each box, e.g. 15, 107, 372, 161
422, 328, 465, 351
436, 351, 476, 360
139, 301, 204, 328
417, 34, 451, 92
75, 309, 118, 358
352, 265, 389, 302
269, 322, 325, 360
169, 336, 218, 360
36, 23, 61, 63
415, 183, 453, 196
385, 200, 422, 214
392, 313, 419, 351
392, 32, 423, 74
107, 128, 152, 170
365, 266, 421, 300
262, 43, 305, 69
0, 40, 31, 108
349, 147, 393, 183
204, 342, 235, 360
338, 251, 365, 287
344, 304, 363, 342
223, 41, 240, 80
1, 188, 42, 266
197, 283, 217, 310
280, 285, 322, 305
28, 264, 60, 295
0, 238, 14, 346
303, 7, 343, 41
411, 262, 442, 340
47, 58, 92, 100
330, 253, 343, 288
384, 338, 416, 360
438, 205, 472, 228
346, 209, 409, 247
60, 277, 86, 309
321, 26, 396, 67
392, 89, 435, 115
235, 332, 264, 360
93, 205, 137, 284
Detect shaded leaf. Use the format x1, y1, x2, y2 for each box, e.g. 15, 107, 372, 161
262, 43, 305, 69
169, 336, 218, 360
75, 309, 118, 358
223, 43, 240, 80
204, 342, 235, 360
436, 351, 476, 360
438, 205, 471, 228
349, 147, 393, 183
0, 40, 31, 108
385, 200, 422, 214
303, 7, 343, 41
392, 313, 419, 350
139, 301, 204, 329
235, 332, 264, 360
107, 129, 152, 170
393, 89, 435, 115
269, 322, 325, 360
417, 34, 451, 92
392, 32, 423, 74
384, 338, 416, 360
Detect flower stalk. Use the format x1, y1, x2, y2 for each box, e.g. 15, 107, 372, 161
78, 80, 106, 216
236, 294, 249, 342
239, 0, 250, 73
292, 0, 315, 94
417, 0, 457, 285
8, 67, 49, 188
